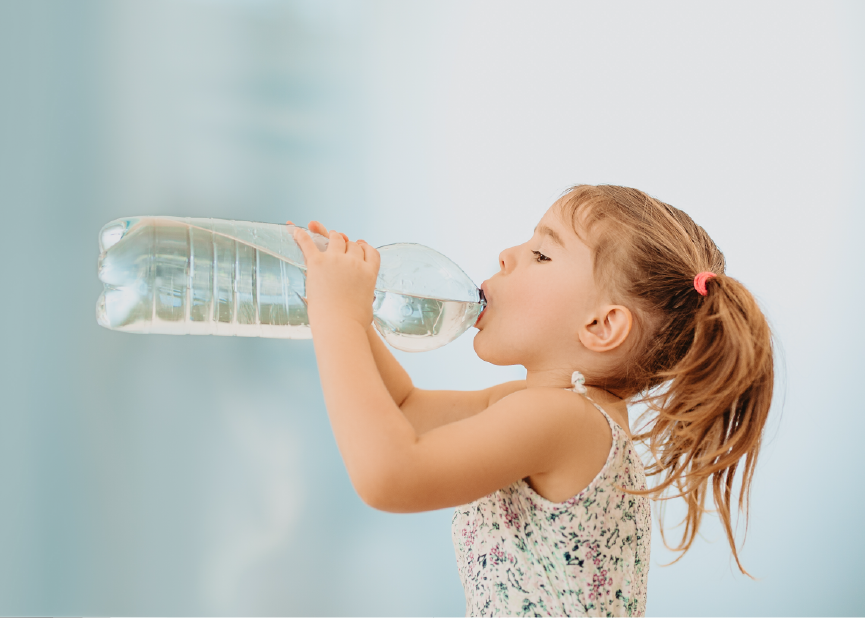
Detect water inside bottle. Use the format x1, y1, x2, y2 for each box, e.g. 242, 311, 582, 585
372, 289, 484, 353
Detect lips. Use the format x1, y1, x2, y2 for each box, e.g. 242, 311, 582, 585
476, 282, 490, 326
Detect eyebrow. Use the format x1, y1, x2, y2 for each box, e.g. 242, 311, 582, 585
534, 224, 565, 248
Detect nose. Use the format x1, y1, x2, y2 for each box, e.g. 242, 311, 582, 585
498, 245, 516, 273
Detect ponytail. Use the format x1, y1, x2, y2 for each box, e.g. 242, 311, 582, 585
558, 184, 776, 577
629, 274, 774, 578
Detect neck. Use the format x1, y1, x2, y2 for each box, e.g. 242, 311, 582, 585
587, 384, 625, 401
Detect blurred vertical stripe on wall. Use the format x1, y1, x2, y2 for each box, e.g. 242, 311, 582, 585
0, 1, 459, 615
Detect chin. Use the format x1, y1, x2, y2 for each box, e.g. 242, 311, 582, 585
472, 330, 486, 359
472, 329, 522, 367
472, 329, 494, 363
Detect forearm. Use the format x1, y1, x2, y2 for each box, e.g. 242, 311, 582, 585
366, 323, 415, 407
311, 318, 418, 501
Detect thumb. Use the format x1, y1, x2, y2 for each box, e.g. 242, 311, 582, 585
292, 227, 313, 261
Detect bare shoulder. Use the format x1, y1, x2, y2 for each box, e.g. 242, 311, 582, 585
495, 387, 613, 452
487, 379, 528, 406
511, 387, 611, 427
508, 388, 617, 503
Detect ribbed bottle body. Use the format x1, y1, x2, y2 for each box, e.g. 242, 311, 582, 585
96, 217, 315, 338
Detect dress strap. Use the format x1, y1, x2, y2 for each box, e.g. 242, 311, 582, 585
569, 370, 588, 395
566, 370, 615, 424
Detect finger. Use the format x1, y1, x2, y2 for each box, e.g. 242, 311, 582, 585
326, 229, 347, 253
291, 227, 313, 260
346, 240, 364, 260
359, 240, 380, 270
310, 221, 348, 243
309, 220, 328, 236
310, 220, 335, 238
286, 220, 293, 225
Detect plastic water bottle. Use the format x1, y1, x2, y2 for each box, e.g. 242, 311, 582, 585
96, 216, 488, 352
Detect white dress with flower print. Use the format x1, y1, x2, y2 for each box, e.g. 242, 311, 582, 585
451, 372, 651, 617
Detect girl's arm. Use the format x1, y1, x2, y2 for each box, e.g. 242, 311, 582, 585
319, 317, 580, 513
369, 388, 590, 512
365, 323, 415, 408
293, 221, 572, 514
367, 322, 526, 435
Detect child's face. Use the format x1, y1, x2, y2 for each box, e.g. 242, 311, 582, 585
474, 198, 604, 374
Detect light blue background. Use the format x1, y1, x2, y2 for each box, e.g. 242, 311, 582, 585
1, 1, 862, 615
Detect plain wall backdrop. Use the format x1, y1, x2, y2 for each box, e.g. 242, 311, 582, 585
0, 0, 862, 615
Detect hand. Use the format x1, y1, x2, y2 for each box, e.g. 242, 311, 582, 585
287, 220, 380, 329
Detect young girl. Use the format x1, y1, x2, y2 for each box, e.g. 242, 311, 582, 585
287, 184, 774, 617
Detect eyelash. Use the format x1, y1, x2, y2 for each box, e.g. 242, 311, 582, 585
532, 250, 550, 263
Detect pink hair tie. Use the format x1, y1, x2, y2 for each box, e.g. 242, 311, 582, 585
693, 272, 716, 296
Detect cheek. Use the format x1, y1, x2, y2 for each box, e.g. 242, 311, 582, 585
520, 277, 585, 332
532, 294, 570, 334
501, 281, 559, 325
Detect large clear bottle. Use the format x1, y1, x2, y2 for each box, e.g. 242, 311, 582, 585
96, 216, 487, 352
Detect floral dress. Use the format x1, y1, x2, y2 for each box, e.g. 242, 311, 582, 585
451, 371, 651, 617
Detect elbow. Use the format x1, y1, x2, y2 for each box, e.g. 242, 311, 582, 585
354, 468, 382, 509
358, 473, 399, 512
355, 439, 420, 512
359, 491, 391, 512
358, 466, 415, 513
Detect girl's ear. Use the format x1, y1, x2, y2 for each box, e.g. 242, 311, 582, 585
579, 305, 633, 352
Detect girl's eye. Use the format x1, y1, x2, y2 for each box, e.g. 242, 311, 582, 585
531, 250, 550, 263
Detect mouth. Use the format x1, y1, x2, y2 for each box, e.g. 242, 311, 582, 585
475, 306, 487, 326
476, 282, 490, 326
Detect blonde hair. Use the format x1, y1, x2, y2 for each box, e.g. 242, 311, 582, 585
559, 184, 775, 577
